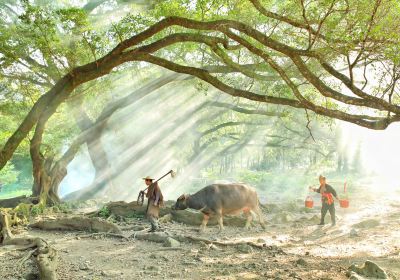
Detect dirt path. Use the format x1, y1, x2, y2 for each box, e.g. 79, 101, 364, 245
1, 196, 400, 279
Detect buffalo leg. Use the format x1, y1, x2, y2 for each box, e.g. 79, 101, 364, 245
216, 210, 224, 232
254, 206, 266, 229
244, 210, 253, 229
199, 214, 209, 233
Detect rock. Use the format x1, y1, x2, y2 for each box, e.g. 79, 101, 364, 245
163, 237, 180, 247
350, 229, 359, 237
100, 270, 121, 277
348, 260, 388, 279
135, 232, 169, 243
260, 203, 282, 213
271, 211, 295, 223
159, 214, 172, 223
146, 265, 161, 271
352, 219, 380, 229
296, 258, 307, 266
257, 238, 266, 243
347, 271, 365, 280
24, 273, 38, 280
79, 262, 92, 271
236, 244, 253, 253
308, 215, 320, 223
150, 253, 158, 259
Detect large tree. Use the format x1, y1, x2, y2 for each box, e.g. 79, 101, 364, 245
1, 0, 399, 203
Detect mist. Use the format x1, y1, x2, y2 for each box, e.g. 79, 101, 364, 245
54, 55, 400, 209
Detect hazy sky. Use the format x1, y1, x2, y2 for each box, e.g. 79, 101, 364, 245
340, 121, 400, 190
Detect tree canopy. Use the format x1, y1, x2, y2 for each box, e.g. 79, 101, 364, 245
0, 0, 399, 201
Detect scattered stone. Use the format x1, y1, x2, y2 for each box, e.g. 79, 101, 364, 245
347, 271, 365, 280
348, 260, 388, 279
100, 270, 121, 277
236, 244, 253, 253
352, 219, 380, 229
296, 258, 307, 266
209, 244, 221, 250
272, 211, 295, 223
350, 229, 359, 238
309, 215, 320, 223
135, 232, 169, 243
79, 262, 92, 271
159, 214, 172, 223
163, 237, 180, 247
146, 265, 161, 271
24, 273, 37, 280
257, 238, 266, 243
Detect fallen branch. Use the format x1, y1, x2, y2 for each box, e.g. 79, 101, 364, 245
18, 249, 36, 267
76, 232, 129, 241
158, 247, 185, 251
183, 235, 266, 249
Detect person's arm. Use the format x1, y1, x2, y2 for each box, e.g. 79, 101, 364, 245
153, 183, 160, 206
154, 192, 160, 206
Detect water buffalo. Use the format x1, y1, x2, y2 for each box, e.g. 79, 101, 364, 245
173, 183, 266, 232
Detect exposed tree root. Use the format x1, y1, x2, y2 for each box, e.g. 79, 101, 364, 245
0, 209, 13, 243
1, 211, 58, 280
0, 195, 39, 209
30, 216, 122, 234
98, 201, 173, 217
76, 232, 129, 241
128, 230, 285, 254
183, 235, 266, 249
18, 249, 36, 267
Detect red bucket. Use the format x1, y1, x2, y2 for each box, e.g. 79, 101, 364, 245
339, 199, 349, 208
305, 196, 314, 208
340, 182, 349, 208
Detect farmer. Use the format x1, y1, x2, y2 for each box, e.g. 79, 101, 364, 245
143, 176, 164, 232
309, 175, 339, 226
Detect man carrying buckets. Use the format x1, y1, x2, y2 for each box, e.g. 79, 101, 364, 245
309, 175, 339, 226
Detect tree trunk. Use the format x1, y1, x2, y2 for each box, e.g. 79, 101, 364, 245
30, 115, 62, 206
0, 210, 13, 243
72, 102, 115, 196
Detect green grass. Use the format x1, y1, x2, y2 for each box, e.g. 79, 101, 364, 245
0, 189, 31, 200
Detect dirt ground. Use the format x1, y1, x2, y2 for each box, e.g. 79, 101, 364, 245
1, 191, 400, 280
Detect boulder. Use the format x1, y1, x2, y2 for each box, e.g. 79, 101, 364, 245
352, 219, 380, 229
236, 244, 253, 253
159, 214, 172, 223
350, 229, 359, 238
295, 258, 308, 266
348, 260, 388, 279
134, 232, 169, 243
163, 237, 180, 247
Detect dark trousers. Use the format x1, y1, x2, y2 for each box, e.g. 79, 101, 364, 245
321, 203, 336, 225
146, 199, 159, 231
